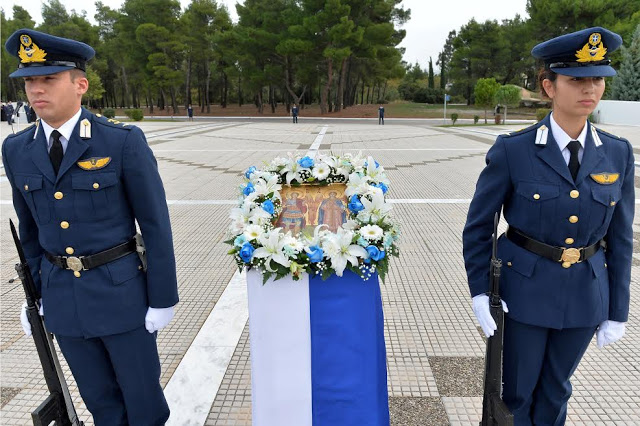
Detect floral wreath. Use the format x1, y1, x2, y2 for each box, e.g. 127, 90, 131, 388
226, 152, 399, 283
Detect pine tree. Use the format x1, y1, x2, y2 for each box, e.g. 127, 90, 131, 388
428, 57, 435, 89
611, 24, 640, 101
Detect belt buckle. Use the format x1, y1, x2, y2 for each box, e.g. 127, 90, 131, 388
560, 247, 582, 268
64, 256, 85, 272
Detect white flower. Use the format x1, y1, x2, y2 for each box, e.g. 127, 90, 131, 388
249, 207, 272, 226
253, 174, 282, 197
341, 219, 359, 231
305, 224, 330, 247
359, 224, 384, 241
243, 224, 264, 241
345, 152, 366, 171
345, 172, 371, 197
253, 230, 291, 271
230, 203, 253, 230
282, 159, 302, 184
283, 232, 305, 252
312, 163, 331, 180
321, 229, 368, 276
358, 189, 392, 223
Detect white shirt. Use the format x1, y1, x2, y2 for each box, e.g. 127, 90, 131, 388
550, 112, 587, 165
41, 108, 82, 154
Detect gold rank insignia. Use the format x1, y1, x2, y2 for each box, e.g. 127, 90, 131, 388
576, 32, 607, 62
80, 118, 91, 139
77, 157, 111, 170
590, 172, 619, 185
18, 34, 47, 63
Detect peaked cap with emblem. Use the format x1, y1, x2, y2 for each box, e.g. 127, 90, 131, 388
5, 29, 95, 78
531, 27, 622, 77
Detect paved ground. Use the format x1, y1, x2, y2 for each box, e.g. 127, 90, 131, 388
1, 118, 639, 425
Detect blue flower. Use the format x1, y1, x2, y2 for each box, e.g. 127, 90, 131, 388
297, 156, 314, 168
357, 237, 368, 247
243, 182, 255, 196
239, 242, 255, 263
245, 166, 257, 179
348, 195, 364, 213
373, 182, 388, 194
364, 160, 380, 168
306, 245, 324, 263
262, 200, 275, 215
366, 245, 385, 262
234, 235, 247, 247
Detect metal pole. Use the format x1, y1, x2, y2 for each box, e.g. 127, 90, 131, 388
444, 95, 447, 125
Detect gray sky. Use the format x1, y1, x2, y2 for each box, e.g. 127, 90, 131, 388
4, 0, 529, 72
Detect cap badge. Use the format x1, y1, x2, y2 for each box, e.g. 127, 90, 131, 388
576, 32, 606, 62
18, 34, 47, 64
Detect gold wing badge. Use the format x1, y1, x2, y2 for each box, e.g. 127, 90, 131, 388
18, 34, 47, 63
77, 157, 111, 171
590, 173, 619, 185
576, 32, 607, 62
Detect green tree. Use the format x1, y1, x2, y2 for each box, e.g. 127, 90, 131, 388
2, 7, 36, 101
437, 29, 456, 89
474, 78, 500, 124
495, 84, 521, 124
428, 57, 434, 88
610, 24, 640, 101
84, 66, 106, 108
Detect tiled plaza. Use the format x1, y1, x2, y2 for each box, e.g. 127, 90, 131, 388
1, 117, 639, 425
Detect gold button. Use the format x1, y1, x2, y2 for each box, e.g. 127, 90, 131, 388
507, 262, 512, 267
93, 183, 100, 189
65, 247, 74, 255
96, 114, 102, 117
569, 215, 578, 223
24, 184, 29, 191
533, 193, 540, 200
60, 221, 69, 229
54, 191, 63, 200
565, 238, 574, 245
74, 271, 81, 278
604, 263, 607, 268
570, 190, 579, 199
610, 201, 616, 206
562, 262, 571, 268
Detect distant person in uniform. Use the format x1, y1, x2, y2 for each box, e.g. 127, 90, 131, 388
187, 103, 194, 121
3, 29, 179, 425
463, 27, 632, 425
292, 103, 299, 124
378, 105, 384, 125
6, 101, 15, 125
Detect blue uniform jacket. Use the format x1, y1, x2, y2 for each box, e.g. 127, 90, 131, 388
463, 114, 633, 329
2, 108, 179, 337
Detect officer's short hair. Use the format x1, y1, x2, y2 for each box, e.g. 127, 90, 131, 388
537, 68, 558, 99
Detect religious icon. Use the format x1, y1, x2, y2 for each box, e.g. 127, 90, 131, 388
276, 184, 348, 236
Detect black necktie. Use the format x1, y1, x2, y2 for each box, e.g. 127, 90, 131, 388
50, 130, 63, 175
567, 140, 581, 181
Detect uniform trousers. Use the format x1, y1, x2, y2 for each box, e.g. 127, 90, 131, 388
57, 326, 170, 426
502, 316, 596, 426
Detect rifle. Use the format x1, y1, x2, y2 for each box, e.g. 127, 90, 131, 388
480, 213, 513, 426
10, 220, 83, 426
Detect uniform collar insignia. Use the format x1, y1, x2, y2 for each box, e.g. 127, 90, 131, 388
590, 172, 619, 185
80, 118, 91, 139
576, 32, 607, 62
591, 125, 603, 147
535, 124, 548, 145
77, 157, 111, 170
18, 34, 47, 63
33, 118, 41, 140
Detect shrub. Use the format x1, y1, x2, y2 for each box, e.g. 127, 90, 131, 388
536, 108, 551, 121
473, 115, 480, 124
124, 109, 144, 121
103, 108, 115, 118
451, 113, 459, 125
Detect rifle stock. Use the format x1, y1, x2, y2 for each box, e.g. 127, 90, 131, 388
480, 213, 514, 426
10, 220, 83, 426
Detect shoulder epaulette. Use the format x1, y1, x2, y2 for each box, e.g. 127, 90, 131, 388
502, 122, 539, 138
593, 125, 625, 142
4, 123, 37, 140
93, 113, 132, 130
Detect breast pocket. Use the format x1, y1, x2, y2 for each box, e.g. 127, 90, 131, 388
15, 173, 51, 224
72, 171, 119, 221
589, 186, 621, 234
514, 181, 560, 232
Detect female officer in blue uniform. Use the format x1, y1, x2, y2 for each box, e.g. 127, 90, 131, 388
463, 27, 633, 425
3, 29, 179, 425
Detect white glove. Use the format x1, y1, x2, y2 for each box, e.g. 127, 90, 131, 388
596, 320, 625, 348
145, 306, 175, 333
472, 294, 509, 338
20, 299, 44, 336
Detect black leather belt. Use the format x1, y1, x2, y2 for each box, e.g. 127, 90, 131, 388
45, 239, 137, 272
506, 227, 603, 267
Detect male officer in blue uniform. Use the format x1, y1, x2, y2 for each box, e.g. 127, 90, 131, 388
463, 27, 632, 425
3, 29, 179, 425
292, 103, 299, 123
378, 105, 384, 125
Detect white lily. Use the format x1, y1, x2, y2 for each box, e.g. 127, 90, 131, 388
306, 224, 330, 246
282, 159, 302, 184
253, 230, 291, 271
365, 156, 389, 183
346, 152, 366, 171
345, 172, 371, 197
253, 174, 282, 197
321, 229, 368, 276
358, 189, 392, 223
